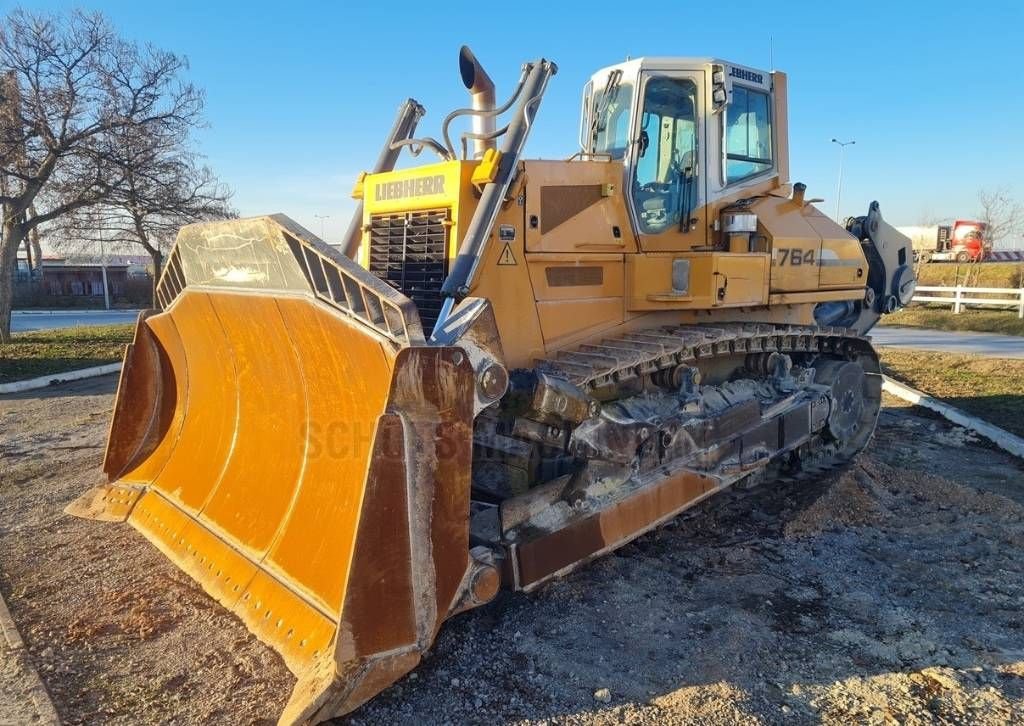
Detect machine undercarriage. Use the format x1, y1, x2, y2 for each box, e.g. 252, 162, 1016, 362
469, 323, 880, 589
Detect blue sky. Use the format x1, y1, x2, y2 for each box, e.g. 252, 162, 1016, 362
12, 0, 1024, 244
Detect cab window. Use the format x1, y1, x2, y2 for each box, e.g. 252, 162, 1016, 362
591, 82, 633, 160
725, 85, 772, 184
632, 77, 698, 234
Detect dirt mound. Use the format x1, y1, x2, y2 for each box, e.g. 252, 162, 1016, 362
785, 465, 890, 537
786, 454, 1024, 540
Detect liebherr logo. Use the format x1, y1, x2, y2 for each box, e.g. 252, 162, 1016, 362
728, 66, 764, 85
374, 175, 446, 201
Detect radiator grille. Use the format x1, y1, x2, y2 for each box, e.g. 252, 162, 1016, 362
368, 208, 450, 332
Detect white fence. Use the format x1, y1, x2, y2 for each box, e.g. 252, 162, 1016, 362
912, 285, 1024, 318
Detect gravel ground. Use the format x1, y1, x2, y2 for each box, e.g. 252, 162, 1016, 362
1, 377, 1023, 725
1, 590, 60, 725
0, 377, 291, 725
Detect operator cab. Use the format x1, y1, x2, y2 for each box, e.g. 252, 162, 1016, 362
579, 58, 788, 250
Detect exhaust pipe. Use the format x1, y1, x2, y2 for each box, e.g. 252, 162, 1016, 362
459, 45, 496, 158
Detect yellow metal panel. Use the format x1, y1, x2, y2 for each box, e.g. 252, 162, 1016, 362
525, 252, 624, 302
802, 208, 867, 289
358, 159, 477, 268
772, 72, 790, 186
713, 254, 770, 306
523, 160, 637, 253
469, 178, 547, 369
626, 253, 712, 310
361, 160, 465, 215
360, 160, 482, 269
768, 236, 823, 292
817, 248, 866, 288
625, 252, 768, 310
536, 297, 624, 348
752, 195, 867, 295
751, 195, 823, 292
236, 568, 338, 669
351, 171, 367, 200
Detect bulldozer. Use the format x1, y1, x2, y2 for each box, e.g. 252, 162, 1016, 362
68, 47, 915, 723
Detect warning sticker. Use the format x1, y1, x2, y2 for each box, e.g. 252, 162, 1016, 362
498, 243, 517, 266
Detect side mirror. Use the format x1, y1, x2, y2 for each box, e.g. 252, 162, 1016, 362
711, 64, 729, 112
638, 129, 650, 158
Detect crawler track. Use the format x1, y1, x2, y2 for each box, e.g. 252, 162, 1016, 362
533, 322, 883, 468
536, 323, 879, 396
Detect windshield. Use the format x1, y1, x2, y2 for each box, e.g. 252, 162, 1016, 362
954, 224, 984, 243
589, 80, 633, 160
632, 76, 698, 234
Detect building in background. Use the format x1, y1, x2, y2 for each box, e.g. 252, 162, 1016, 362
13, 252, 152, 307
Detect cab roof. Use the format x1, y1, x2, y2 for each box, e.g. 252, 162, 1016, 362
588, 57, 775, 89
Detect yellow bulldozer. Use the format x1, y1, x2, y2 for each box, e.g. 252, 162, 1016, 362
68, 47, 915, 723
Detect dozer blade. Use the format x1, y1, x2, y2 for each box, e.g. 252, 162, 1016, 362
67, 216, 499, 724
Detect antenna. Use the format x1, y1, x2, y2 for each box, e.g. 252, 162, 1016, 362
769, 35, 774, 70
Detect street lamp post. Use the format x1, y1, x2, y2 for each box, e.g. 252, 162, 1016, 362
99, 225, 111, 311
831, 138, 855, 223
314, 214, 331, 241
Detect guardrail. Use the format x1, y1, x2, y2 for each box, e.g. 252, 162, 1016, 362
912, 285, 1024, 318
987, 250, 1024, 262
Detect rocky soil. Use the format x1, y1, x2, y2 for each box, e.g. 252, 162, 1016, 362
1, 377, 1023, 725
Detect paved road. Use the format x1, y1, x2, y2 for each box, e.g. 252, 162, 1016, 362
871, 325, 1024, 358
12, 310, 140, 332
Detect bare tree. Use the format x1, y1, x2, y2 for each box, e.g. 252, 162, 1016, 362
53, 127, 233, 304
977, 187, 1024, 247
25, 205, 43, 271
0, 8, 203, 341
916, 207, 943, 228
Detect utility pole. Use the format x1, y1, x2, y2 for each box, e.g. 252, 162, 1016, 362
831, 138, 855, 223
314, 214, 330, 241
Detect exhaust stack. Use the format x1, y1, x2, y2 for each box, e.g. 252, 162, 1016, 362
459, 45, 496, 158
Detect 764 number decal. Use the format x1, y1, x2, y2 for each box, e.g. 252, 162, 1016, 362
776, 248, 816, 266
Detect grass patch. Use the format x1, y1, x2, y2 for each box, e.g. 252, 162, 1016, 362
0, 324, 134, 384
879, 349, 1024, 437
881, 307, 1024, 337
915, 261, 1024, 288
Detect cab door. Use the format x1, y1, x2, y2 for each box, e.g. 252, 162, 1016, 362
627, 70, 708, 252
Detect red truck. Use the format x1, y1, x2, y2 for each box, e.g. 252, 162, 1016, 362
916, 220, 990, 262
